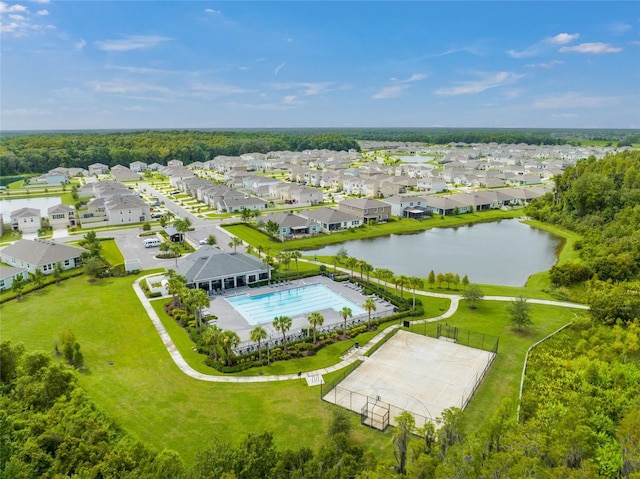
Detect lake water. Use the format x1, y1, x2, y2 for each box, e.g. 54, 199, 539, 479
309, 219, 561, 286
394, 155, 436, 166
0, 197, 62, 222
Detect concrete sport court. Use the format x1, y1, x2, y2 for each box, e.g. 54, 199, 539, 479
323, 329, 496, 429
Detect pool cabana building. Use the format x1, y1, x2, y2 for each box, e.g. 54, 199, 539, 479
176, 246, 271, 293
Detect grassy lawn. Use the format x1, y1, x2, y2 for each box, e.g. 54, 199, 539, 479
100, 239, 125, 266
0, 274, 392, 465
151, 294, 450, 377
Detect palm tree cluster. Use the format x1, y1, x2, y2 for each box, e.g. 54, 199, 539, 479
165, 270, 240, 366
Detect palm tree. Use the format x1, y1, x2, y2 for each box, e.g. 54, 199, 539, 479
159, 240, 172, 257
308, 311, 324, 344
166, 270, 187, 308
409, 276, 423, 310
340, 306, 353, 335
290, 250, 302, 276
363, 298, 377, 329
398, 275, 409, 297
345, 256, 357, 277
249, 326, 268, 363
361, 262, 373, 282
277, 252, 292, 279
272, 315, 292, 351
201, 324, 221, 361
205, 234, 217, 246
173, 217, 192, 245
220, 330, 240, 366
228, 236, 243, 253
184, 288, 210, 333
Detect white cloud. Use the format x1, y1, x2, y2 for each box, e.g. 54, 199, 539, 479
533, 92, 626, 109
525, 60, 563, 69
74, 38, 86, 51
204, 8, 220, 14
274, 61, 285, 76
436, 71, 524, 96
373, 85, 405, 99
559, 42, 622, 54
89, 80, 170, 94
283, 95, 297, 104
548, 33, 580, 45
36, 9, 48, 15
0, 2, 28, 13
32, 0, 50, 3
271, 82, 333, 96
399, 73, 428, 83
95, 35, 172, 52
508, 32, 579, 58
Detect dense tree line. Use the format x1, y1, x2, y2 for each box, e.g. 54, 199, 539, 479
264, 127, 639, 145
526, 150, 640, 321
0, 130, 360, 175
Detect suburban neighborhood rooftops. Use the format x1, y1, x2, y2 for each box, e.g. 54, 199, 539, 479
0, 239, 87, 266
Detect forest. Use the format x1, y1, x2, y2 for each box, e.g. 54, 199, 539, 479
527, 150, 640, 324
2, 128, 639, 176
0, 130, 360, 176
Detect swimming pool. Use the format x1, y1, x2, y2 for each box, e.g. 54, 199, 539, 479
225, 283, 366, 325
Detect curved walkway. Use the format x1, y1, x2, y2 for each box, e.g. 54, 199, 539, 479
133, 273, 587, 383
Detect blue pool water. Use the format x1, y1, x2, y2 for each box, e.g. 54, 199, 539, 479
225, 283, 366, 325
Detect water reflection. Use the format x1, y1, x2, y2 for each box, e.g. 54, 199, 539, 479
309, 219, 561, 286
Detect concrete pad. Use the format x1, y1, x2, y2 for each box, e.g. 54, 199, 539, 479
323, 329, 495, 429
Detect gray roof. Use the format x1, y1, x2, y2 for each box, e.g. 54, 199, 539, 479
0, 239, 87, 266
300, 207, 360, 224
104, 194, 147, 210
47, 204, 74, 215
176, 247, 268, 283
339, 197, 389, 209
10, 207, 40, 218
0, 265, 28, 280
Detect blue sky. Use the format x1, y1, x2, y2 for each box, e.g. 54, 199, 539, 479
1, 1, 639, 130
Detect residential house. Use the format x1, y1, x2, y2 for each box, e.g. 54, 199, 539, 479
0, 239, 87, 275
217, 196, 268, 213
88, 163, 109, 176
299, 207, 362, 233
167, 159, 184, 167
10, 207, 41, 234
47, 204, 76, 229
425, 195, 470, 216
104, 194, 150, 226
129, 161, 148, 173
382, 195, 430, 219
337, 198, 391, 223
0, 265, 29, 291
148, 162, 164, 171
175, 246, 270, 292
110, 165, 142, 182
31, 170, 69, 186
259, 212, 322, 238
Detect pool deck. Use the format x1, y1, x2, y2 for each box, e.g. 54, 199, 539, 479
208, 275, 396, 344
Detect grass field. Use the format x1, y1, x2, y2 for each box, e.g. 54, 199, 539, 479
0, 274, 393, 464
